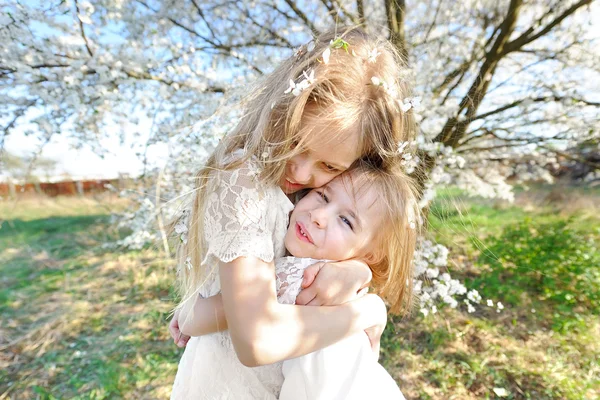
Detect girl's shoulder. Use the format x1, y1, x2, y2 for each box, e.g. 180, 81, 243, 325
210, 148, 293, 213
212, 149, 265, 189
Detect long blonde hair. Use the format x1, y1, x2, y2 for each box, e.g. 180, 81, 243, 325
343, 161, 420, 316
175, 26, 417, 307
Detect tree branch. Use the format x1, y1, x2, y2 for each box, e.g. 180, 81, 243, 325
357, 0, 365, 25
503, 0, 592, 54
283, 0, 320, 36
385, 0, 407, 60
74, 0, 94, 57
434, 0, 524, 147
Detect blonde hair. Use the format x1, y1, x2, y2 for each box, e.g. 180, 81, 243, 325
342, 161, 420, 316
175, 26, 417, 307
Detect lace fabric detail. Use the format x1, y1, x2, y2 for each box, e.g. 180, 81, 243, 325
171, 154, 293, 399
199, 154, 294, 298
275, 257, 322, 305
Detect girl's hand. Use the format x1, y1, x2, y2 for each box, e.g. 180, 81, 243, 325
296, 260, 372, 306
168, 309, 190, 348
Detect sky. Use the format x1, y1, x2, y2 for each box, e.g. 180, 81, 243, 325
3, 119, 170, 180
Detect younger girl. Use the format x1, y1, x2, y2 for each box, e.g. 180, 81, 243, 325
169, 27, 416, 399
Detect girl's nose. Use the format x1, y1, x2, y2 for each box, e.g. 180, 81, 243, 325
309, 206, 328, 228
292, 158, 312, 185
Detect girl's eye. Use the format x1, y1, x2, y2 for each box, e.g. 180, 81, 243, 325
340, 216, 353, 230
322, 163, 339, 173
315, 190, 329, 202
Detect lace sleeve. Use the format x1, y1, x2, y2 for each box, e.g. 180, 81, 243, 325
275, 257, 321, 305
202, 159, 275, 264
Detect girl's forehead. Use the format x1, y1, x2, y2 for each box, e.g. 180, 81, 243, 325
300, 118, 361, 168
329, 173, 382, 213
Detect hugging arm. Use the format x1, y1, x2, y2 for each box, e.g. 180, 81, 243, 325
219, 256, 385, 367
174, 259, 371, 338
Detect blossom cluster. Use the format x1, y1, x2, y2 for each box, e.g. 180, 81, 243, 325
414, 239, 488, 316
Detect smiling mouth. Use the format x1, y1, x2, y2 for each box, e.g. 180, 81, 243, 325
296, 222, 313, 244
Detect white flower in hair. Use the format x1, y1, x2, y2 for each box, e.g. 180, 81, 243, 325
397, 140, 410, 154
284, 69, 315, 96
322, 47, 331, 64
367, 48, 381, 63
371, 76, 398, 98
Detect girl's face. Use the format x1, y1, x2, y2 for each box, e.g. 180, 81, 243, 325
279, 117, 361, 194
284, 173, 383, 261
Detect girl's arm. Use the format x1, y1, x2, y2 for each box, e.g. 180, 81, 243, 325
178, 293, 227, 336
218, 256, 386, 367
177, 260, 371, 337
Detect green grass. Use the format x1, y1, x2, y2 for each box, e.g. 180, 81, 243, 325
382, 184, 600, 399
1, 189, 599, 399
0, 196, 180, 399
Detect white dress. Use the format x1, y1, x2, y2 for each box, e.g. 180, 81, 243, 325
275, 257, 406, 400
170, 155, 294, 400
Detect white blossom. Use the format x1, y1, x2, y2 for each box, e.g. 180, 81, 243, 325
322, 47, 331, 64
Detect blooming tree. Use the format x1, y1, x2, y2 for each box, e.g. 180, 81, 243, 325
2, 0, 599, 312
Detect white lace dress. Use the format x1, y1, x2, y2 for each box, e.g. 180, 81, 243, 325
276, 256, 406, 400
170, 156, 294, 400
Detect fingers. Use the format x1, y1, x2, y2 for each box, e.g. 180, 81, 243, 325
169, 315, 190, 347
295, 287, 316, 305
306, 297, 323, 306
168, 317, 180, 341
301, 262, 324, 288
177, 333, 191, 348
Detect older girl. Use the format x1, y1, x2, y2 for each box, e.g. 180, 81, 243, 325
169, 27, 415, 399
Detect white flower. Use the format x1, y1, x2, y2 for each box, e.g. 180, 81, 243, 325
371, 76, 381, 86
467, 302, 476, 313
401, 96, 422, 112
322, 47, 331, 64
284, 70, 315, 96
397, 141, 410, 154
367, 48, 381, 63
174, 221, 188, 235
497, 302, 504, 312
284, 79, 297, 95
487, 299, 494, 307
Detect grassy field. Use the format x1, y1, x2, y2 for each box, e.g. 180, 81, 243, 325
1, 187, 599, 399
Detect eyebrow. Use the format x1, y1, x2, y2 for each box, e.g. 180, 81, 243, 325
325, 185, 363, 231
328, 162, 350, 171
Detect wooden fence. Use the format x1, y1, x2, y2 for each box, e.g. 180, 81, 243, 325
0, 179, 122, 198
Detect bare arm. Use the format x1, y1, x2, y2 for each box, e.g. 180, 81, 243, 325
178, 259, 372, 336
219, 256, 386, 367
178, 293, 227, 337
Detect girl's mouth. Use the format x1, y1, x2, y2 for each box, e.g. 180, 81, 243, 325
284, 179, 304, 193
295, 222, 313, 244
